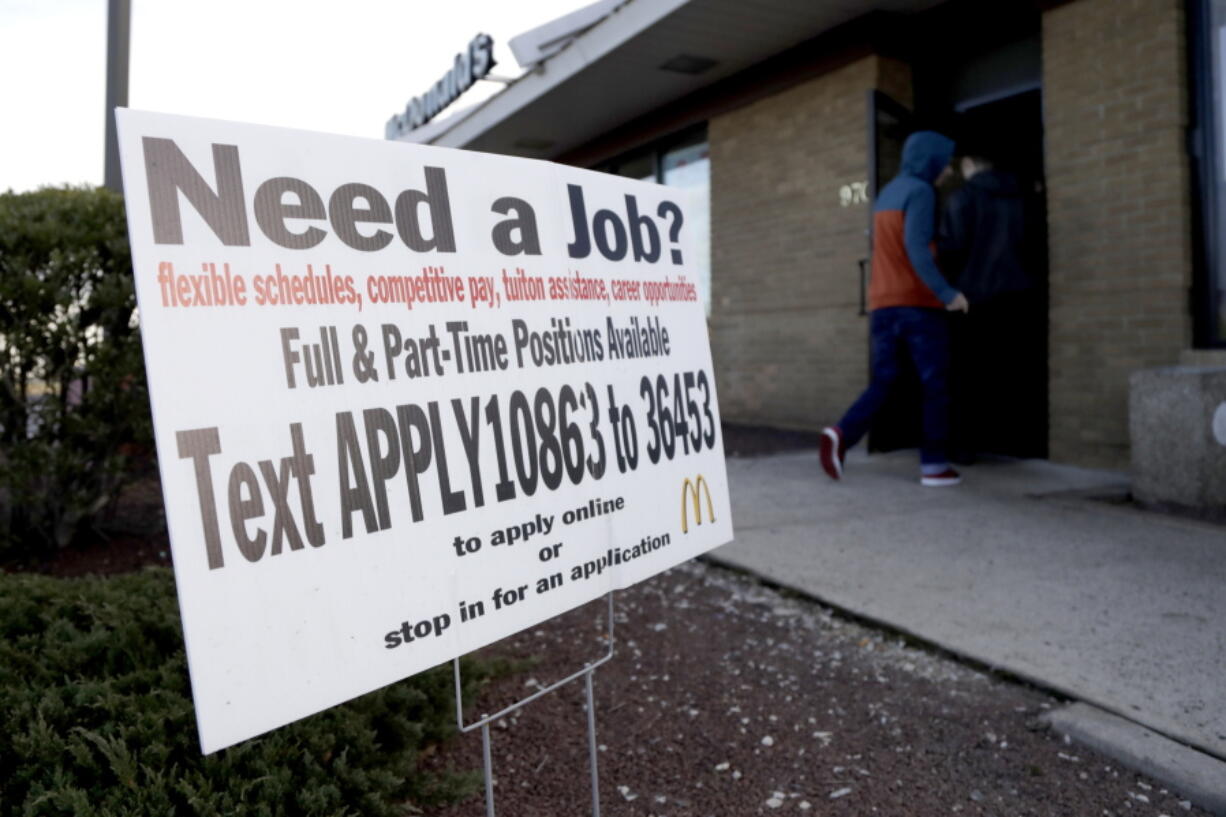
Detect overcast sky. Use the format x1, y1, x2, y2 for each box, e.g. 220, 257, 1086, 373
0, 0, 588, 193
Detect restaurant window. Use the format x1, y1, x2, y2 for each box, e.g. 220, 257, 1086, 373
600, 127, 712, 315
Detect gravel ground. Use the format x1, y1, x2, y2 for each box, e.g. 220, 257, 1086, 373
428, 559, 1208, 817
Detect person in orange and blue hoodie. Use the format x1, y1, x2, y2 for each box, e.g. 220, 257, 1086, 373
820, 130, 968, 487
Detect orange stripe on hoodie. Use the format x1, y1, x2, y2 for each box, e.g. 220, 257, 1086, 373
869, 210, 944, 310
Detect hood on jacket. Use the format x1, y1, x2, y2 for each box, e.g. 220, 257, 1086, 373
900, 131, 955, 183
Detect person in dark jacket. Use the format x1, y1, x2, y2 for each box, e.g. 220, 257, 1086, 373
820, 131, 967, 487
937, 152, 1041, 459
939, 153, 1032, 304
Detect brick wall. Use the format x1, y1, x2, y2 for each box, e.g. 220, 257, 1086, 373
1043, 0, 1193, 469
709, 56, 910, 430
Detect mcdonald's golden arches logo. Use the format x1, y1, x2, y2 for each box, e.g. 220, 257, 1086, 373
681, 475, 715, 534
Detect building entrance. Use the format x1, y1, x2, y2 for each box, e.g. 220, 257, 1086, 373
867, 12, 1049, 460
945, 89, 1048, 460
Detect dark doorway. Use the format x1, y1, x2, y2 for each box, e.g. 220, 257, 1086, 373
866, 5, 1049, 460
945, 89, 1049, 459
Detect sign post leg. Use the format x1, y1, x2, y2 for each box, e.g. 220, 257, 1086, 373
482, 721, 495, 817
453, 592, 616, 816
586, 669, 601, 817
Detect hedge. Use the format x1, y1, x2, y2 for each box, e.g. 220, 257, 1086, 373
0, 568, 485, 816
0, 186, 151, 558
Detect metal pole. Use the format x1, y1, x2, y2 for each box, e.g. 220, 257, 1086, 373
482, 722, 495, 817
585, 670, 601, 817
104, 0, 132, 192
451, 591, 616, 815
453, 657, 464, 730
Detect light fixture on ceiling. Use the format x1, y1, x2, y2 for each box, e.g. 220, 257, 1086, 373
658, 54, 718, 75
512, 137, 556, 151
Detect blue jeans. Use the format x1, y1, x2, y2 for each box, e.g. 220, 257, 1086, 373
838, 307, 951, 467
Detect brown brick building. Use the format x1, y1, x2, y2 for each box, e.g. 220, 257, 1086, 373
396, 0, 1226, 471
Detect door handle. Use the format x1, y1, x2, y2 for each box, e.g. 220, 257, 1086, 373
858, 258, 868, 316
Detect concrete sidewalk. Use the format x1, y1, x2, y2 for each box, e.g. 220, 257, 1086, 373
713, 448, 1226, 763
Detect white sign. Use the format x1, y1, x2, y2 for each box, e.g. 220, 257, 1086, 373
117, 109, 732, 754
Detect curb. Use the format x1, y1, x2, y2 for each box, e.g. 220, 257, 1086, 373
1041, 703, 1226, 816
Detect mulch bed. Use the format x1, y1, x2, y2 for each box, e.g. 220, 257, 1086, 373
427, 561, 1206, 816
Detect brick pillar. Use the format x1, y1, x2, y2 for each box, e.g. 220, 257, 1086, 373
1042, 0, 1193, 469
708, 56, 911, 430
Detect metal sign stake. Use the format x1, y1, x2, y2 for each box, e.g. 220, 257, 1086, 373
453, 591, 615, 817
585, 669, 601, 817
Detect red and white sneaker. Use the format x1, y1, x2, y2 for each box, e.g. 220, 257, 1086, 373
819, 426, 845, 481
920, 467, 962, 487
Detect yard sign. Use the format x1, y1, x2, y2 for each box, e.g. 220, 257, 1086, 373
117, 109, 732, 753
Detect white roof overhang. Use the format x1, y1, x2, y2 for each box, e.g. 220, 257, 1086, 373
393, 0, 941, 160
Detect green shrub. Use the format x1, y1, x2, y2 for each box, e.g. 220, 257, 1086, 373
0, 569, 483, 816
0, 186, 151, 557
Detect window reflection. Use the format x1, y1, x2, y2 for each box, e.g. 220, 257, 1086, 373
661, 139, 712, 317
600, 128, 712, 316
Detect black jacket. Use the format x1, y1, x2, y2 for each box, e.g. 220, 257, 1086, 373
937, 170, 1034, 304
